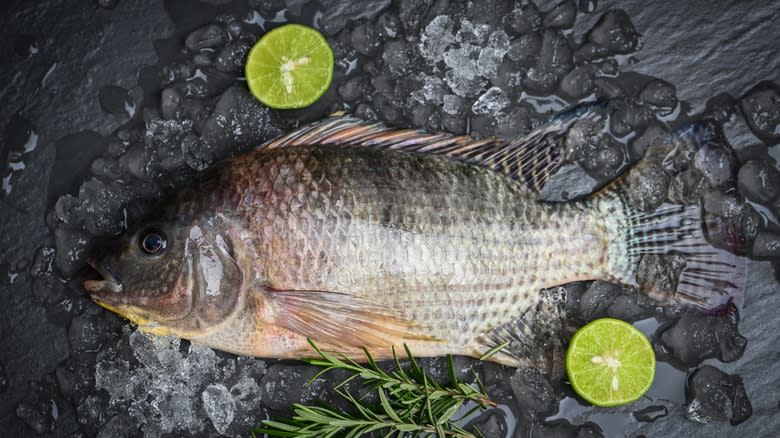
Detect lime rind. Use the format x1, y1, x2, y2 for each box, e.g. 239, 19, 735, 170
566, 318, 656, 407
245, 24, 334, 109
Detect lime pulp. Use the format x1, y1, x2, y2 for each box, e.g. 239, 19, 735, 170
565, 318, 656, 407
245, 24, 334, 109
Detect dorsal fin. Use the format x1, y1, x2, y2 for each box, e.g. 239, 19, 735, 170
260, 108, 602, 192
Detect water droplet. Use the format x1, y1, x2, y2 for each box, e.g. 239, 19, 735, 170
98, 86, 136, 118
13, 34, 38, 58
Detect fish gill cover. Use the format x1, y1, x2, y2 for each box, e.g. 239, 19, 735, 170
0, 0, 778, 437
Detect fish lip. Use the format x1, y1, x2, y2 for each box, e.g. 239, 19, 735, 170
84, 279, 124, 294
84, 258, 123, 294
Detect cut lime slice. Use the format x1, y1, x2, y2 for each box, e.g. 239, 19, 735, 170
245, 24, 334, 109
566, 318, 655, 407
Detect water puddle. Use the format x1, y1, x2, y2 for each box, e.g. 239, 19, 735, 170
519, 91, 571, 114
456, 399, 518, 438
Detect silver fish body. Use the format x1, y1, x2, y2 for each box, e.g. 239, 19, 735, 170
84, 114, 745, 373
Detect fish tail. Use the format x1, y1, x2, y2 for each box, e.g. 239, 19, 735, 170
596, 121, 746, 313
624, 202, 745, 312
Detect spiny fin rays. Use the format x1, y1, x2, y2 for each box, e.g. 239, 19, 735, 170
260, 109, 603, 193
471, 288, 568, 377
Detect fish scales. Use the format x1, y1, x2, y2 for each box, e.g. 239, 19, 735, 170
84, 114, 745, 371
223, 146, 609, 347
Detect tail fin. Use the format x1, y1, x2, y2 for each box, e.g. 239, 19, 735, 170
622, 202, 746, 312
595, 119, 746, 313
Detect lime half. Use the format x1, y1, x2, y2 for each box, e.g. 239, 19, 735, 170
566, 318, 655, 407
245, 24, 333, 109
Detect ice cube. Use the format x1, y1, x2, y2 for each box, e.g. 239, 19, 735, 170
464, 409, 508, 437
506, 2, 541, 35
738, 160, 780, 204
471, 87, 511, 115
639, 79, 678, 108
524, 30, 573, 93
419, 15, 456, 63
202, 384, 236, 434
185, 24, 226, 51
579, 10, 640, 60
382, 39, 411, 76
657, 313, 747, 365
685, 365, 752, 425
129, 330, 181, 372
477, 47, 506, 79
543, 0, 577, 29
97, 414, 137, 438
510, 367, 558, 418
739, 81, 780, 144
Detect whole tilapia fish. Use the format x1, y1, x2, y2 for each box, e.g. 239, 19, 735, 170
83, 112, 744, 374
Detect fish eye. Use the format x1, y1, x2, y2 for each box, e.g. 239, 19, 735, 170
138, 229, 168, 257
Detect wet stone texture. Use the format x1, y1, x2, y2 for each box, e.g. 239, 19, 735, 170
1, 0, 779, 437
654, 312, 748, 366
685, 365, 752, 426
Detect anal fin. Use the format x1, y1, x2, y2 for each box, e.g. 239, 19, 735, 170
472, 288, 568, 378
266, 288, 438, 350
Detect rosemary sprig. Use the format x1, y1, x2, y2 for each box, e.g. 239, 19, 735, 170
254, 340, 497, 437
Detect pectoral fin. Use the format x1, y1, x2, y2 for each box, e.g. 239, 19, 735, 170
266, 288, 438, 349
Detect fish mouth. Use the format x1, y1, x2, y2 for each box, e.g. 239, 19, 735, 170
83, 258, 124, 294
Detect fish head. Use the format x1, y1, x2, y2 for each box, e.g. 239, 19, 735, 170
84, 215, 249, 338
